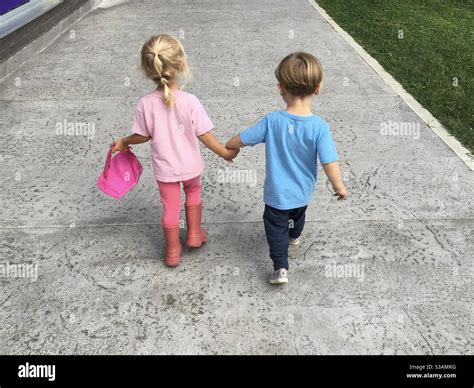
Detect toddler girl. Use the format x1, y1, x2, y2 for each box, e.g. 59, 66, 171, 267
113, 34, 238, 266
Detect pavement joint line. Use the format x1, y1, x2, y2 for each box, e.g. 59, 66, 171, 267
0, 94, 397, 103
309, 0, 474, 171
0, 217, 472, 230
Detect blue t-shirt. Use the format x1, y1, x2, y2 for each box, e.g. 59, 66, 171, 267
240, 111, 339, 210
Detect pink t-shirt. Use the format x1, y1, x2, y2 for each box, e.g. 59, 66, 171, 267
131, 90, 213, 182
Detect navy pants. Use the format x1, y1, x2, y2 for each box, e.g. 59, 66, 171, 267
263, 204, 307, 270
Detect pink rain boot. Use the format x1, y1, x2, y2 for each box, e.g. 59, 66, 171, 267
162, 224, 182, 267
185, 203, 208, 247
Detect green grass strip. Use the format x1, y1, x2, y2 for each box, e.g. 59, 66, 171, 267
315, 0, 473, 152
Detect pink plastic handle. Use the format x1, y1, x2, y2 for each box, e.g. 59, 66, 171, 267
103, 145, 114, 179
103, 145, 135, 179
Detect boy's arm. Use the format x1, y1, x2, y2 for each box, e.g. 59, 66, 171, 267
112, 134, 150, 152
225, 134, 246, 149
322, 161, 347, 200
198, 131, 239, 161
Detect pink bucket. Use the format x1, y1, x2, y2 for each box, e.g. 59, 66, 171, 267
98, 146, 143, 199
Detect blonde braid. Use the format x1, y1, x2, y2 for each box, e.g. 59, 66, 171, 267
150, 52, 172, 108
140, 34, 190, 109
160, 76, 173, 108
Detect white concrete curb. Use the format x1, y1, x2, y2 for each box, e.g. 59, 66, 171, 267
309, 0, 473, 170
0, 0, 102, 83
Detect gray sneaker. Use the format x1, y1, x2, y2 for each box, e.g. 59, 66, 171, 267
289, 236, 301, 246
269, 268, 288, 285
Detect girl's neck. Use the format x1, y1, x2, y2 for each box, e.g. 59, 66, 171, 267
157, 81, 179, 93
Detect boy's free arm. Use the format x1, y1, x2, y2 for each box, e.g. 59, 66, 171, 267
322, 161, 347, 200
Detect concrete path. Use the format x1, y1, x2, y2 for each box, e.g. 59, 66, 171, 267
0, 0, 472, 354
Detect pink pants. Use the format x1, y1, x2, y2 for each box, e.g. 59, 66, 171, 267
157, 175, 202, 227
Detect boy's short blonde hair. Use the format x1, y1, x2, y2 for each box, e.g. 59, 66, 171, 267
274, 52, 323, 97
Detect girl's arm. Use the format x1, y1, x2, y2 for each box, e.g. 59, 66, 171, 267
112, 134, 151, 152
198, 131, 239, 161
225, 134, 245, 149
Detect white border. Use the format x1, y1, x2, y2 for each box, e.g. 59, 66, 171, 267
309, 0, 473, 170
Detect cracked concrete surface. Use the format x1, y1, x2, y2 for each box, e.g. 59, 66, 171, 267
0, 0, 472, 354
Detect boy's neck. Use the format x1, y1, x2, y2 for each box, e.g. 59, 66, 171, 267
285, 95, 314, 116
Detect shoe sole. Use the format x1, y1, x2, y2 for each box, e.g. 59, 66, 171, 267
269, 278, 289, 285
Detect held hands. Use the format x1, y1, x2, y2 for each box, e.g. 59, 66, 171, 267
221, 146, 240, 162
333, 183, 348, 201
197, 132, 240, 163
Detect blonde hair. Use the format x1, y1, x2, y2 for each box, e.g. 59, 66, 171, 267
274, 52, 323, 97
140, 34, 190, 108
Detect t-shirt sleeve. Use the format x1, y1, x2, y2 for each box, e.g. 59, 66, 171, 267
316, 121, 339, 164
239, 115, 269, 146
192, 97, 214, 136
131, 100, 151, 137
